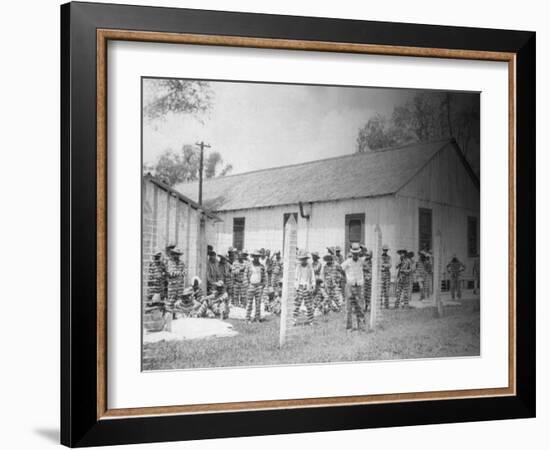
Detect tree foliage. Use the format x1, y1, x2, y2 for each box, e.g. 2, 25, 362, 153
356, 92, 480, 173
143, 79, 212, 122
144, 145, 233, 187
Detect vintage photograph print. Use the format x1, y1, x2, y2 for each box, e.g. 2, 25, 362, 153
141, 78, 480, 371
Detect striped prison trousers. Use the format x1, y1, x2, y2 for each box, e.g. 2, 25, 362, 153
380, 270, 391, 308
394, 274, 411, 308
245, 283, 263, 321
363, 277, 372, 311
325, 283, 343, 311
293, 286, 314, 325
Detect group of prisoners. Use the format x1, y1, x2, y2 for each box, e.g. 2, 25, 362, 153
145, 242, 472, 331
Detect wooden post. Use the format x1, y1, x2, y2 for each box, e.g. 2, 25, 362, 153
369, 225, 382, 330
433, 230, 444, 318
279, 215, 297, 348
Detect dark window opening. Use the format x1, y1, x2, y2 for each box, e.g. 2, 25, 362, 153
232, 217, 245, 251
345, 213, 365, 252
419, 207, 433, 252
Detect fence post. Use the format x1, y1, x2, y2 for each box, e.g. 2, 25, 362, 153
279, 215, 297, 348
433, 230, 444, 318
369, 225, 382, 330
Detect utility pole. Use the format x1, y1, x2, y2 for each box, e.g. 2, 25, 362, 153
195, 141, 211, 206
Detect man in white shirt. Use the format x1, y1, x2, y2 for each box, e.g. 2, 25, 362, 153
341, 243, 366, 331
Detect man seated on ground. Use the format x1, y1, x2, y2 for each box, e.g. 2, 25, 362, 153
263, 286, 281, 315
191, 276, 204, 304
173, 286, 201, 318
196, 280, 230, 320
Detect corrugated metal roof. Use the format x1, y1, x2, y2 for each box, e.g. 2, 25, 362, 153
175, 139, 454, 212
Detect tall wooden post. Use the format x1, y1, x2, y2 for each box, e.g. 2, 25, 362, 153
433, 230, 444, 318
195, 141, 211, 206
369, 225, 382, 330
279, 215, 297, 348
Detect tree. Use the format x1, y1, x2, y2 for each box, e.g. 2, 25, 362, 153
143, 79, 212, 122
145, 145, 233, 187
355, 91, 480, 174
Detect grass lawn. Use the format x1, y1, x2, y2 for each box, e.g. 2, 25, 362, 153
143, 300, 480, 371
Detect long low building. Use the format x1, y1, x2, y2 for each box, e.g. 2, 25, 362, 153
175, 138, 480, 282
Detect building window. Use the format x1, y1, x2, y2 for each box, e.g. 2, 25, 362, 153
418, 208, 433, 252
345, 213, 365, 251
467, 216, 478, 257
232, 217, 245, 251
283, 213, 298, 254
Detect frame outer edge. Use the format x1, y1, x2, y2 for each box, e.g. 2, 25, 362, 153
60, 2, 72, 447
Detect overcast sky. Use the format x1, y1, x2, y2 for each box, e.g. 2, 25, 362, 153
142, 80, 418, 174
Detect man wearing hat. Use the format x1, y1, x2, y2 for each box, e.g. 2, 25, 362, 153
147, 249, 166, 302
294, 250, 316, 325
340, 243, 366, 330
362, 250, 373, 311
395, 249, 412, 308
321, 253, 343, 311
166, 246, 186, 318
196, 280, 228, 319
447, 254, 466, 300
231, 250, 248, 307
245, 250, 266, 323
173, 286, 201, 318
206, 250, 221, 294
380, 244, 392, 309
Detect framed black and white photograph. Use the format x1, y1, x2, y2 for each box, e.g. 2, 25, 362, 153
61, 2, 535, 447
140, 78, 482, 371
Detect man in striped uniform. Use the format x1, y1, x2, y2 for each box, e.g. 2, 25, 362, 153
232, 250, 248, 307
341, 243, 366, 331
294, 250, 315, 325
362, 250, 373, 312
206, 250, 222, 294
245, 249, 266, 323
218, 254, 233, 304
271, 251, 283, 293
173, 286, 201, 318
321, 254, 343, 312
197, 280, 230, 319
380, 244, 392, 309
447, 255, 466, 300
395, 249, 412, 308
165, 247, 186, 318
408, 251, 416, 302
147, 249, 166, 302
226, 247, 237, 301
191, 276, 204, 304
